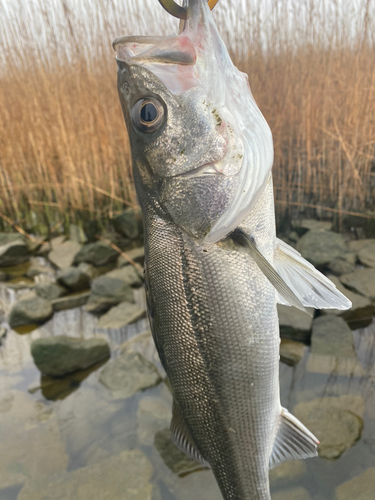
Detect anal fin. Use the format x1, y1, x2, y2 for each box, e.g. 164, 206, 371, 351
170, 400, 209, 467
270, 408, 319, 469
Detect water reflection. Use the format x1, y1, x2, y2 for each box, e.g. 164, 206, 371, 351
0, 279, 374, 499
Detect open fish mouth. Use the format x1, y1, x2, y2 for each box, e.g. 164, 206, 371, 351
114, 0, 274, 244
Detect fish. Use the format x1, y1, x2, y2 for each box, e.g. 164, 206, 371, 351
113, 1, 352, 498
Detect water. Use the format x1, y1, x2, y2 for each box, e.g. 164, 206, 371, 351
0, 281, 374, 499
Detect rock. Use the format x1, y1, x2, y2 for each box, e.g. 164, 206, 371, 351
280, 340, 306, 366
288, 231, 300, 243
49, 240, 82, 269
85, 267, 140, 314
50, 235, 66, 249
0, 238, 29, 267
278, 305, 314, 342
137, 395, 172, 445
311, 316, 356, 358
327, 257, 356, 275
272, 487, 311, 500
323, 276, 375, 327
292, 219, 332, 232
113, 208, 141, 239
69, 224, 87, 244
57, 266, 91, 291
97, 302, 146, 329
51, 290, 90, 311
154, 427, 206, 476
99, 351, 161, 399
0, 327, 7, 345
297, 230, 348, 267
293, 396, 364, 460
25, 257, 54, 278
17, 449, 154, 500
31, 336, 110, 376
73, 241, 119, 267
35, 281, 68, 300
118, 246, 145, 267
358, 241, 375, 268
270, 460, 307, 489
348, 239, 375, 253
340, 268, 375, 299
0, 391, 68, 489
77, 261, 115, 279
334, 468, 375, 500
121, 330, 164, 374
8, 294, 53, 328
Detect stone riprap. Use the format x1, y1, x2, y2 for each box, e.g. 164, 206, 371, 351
279, 339, 306, 366
310, 316, 356, 358
97, 301, 145, 329
35, 281, 68, 300
99, 351, 161, 399
297, 230, 348, 267
73, 241, 119, 267
340, 268, 375, 300
8, 293, 53, 328
334, 468, 375, 500
57, 266, 91, 292
271, 487, 311, 500
51, 291, 91, 312
327, 257, 356, 275
293, 395, 364, 460
357, 240, 375, 268
113, 208, 141, 239
270, 460, 307, 489
0, 237, 29, 267
31, 336, 110, 376
48, 239, 82, 269
277, 304, 314, 342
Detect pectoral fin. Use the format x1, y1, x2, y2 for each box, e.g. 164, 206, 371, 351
170, 400, 209, 467
274, 238, 352, 310
269, 408, 319, 469
230, 228, 309, 314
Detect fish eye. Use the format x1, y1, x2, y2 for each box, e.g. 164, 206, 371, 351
131, 98, 165, 133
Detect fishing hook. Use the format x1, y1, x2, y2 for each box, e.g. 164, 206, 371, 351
158, 0, 219, 20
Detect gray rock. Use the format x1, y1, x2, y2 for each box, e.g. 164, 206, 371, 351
137, 395, 172, 445
327, 257, 356, 275
35, 281, 68, 300
77, 261, 115, 280
85, 267, 140, 314
288, 231, 300, 243
293, 396, 364, 460
97, 302, 145, 329
358, 241, 375, 268
0, 238, 29, 267
8, 295, 53, 328
0, 327, 7, 345
49, 240, 82, 269
51, 291, 91, 311
272, 487, 311, 500
348, 239, 375, 253
280, 340, 306, 366
118, 246, 145, 267
278, 304, 314, 342
17, 449, 155, 500
340, 268, 375, 299
121, 330, 164, 374
25, 257, 54, 278
154, 427, 206, 476
323, 276, 375, 327
57, 266, 91, 291
31, 336, 110, 376
73, 241, 119, 267
270, 460, 307, 489
69, 224, 87, 244
297, 230, 348, 267
99, 351, 161, 399
311, 316, 356, 358
113, 208, 141, 239
335, 468, 375, 500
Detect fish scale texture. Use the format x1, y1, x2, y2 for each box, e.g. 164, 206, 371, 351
144, 181, 280, 500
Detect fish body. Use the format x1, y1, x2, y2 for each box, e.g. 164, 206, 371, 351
114, 2, 351, 498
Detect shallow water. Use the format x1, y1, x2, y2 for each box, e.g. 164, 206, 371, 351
0, 281, 374, 500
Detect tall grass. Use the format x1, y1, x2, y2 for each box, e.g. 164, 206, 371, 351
0, 0, 374, 233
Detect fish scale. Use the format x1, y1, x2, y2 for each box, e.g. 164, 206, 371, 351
143, 181, 280, 499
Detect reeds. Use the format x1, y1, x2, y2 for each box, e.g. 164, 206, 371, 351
0, 0, 374, 233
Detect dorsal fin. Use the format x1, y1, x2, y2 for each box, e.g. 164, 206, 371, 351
270, 408, 319, 469
170, 399, 209, 467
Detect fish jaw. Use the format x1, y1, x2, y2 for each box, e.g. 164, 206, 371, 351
114, 0, 273, 243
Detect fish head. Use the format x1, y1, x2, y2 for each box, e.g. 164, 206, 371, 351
114, 0, 274, 242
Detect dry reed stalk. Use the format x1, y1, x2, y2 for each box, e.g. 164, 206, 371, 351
0, 0, 374, 229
